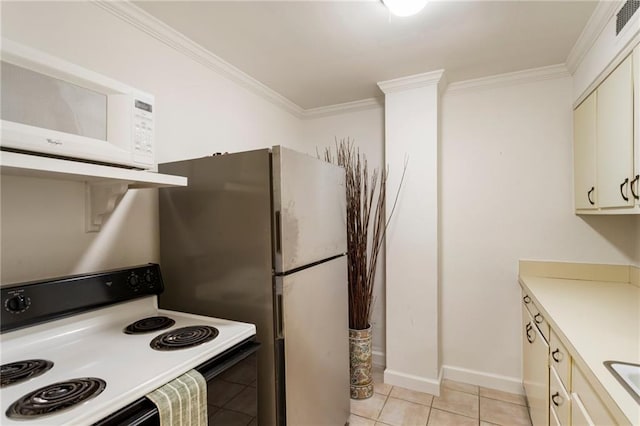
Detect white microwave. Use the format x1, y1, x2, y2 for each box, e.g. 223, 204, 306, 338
0, 39, 155, 170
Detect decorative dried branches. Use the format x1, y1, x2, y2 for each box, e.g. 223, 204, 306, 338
322, 138, 405, 330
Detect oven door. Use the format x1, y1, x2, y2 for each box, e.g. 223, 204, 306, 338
93, 338, 259, 426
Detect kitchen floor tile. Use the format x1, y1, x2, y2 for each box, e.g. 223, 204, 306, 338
375, 381, 393, 396
389, 386, 433, 406
378, 397, 431, 426
351, 393, 388, 420
479, 397, 531, 426
349, 414, 377, 426
427, 408, 478, 426
351, 375, 528, 426
432, 387, 479, 418
442, 379, 479, 395
373, 367, 393, 395
479, 387, 526, 406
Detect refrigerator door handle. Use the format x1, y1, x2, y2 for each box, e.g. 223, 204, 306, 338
275, 210, 282, 254
274, 278, 284, 339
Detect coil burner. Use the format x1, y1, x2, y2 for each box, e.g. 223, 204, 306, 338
150, 326, 219, 351
124, 316, 175, 334
1, 359, 54, 387
6, 377, 106, 419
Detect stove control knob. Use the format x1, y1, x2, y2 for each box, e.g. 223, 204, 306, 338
144, 270, 155, 284
6, 295, 29, 313
128, 273, 141, 289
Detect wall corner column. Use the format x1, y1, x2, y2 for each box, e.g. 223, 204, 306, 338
378, 69, 446, 395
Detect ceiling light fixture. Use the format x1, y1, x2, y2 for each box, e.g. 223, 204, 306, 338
382, 0, 428, 17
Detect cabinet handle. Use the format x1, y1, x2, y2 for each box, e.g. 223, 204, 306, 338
587, 187, 595, 205
551, 392, 564, 407
631, 175, 639, 200
526, 323, 535, 343
534, 313, 543, 324
620, 178, 629, 201
523, 295, 531, 304
551, 348, 563, 363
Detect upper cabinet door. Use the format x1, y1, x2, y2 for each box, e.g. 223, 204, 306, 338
597, 54, 634, 208
574, 92, 598, 210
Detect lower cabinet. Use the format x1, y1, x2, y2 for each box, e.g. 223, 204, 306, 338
523, 300, 549, 426
550, 367, 570, 425
571, 364, 617, 426
522, 291, 624, 425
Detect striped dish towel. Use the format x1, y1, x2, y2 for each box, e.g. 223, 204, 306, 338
146, 369, 207, 426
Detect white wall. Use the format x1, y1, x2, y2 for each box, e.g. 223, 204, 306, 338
440, 75, 638, 391
1, 1, 301, 284
300, 107, 387, 363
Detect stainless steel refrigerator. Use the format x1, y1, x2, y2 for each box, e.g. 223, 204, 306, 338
158, 146, 349, 426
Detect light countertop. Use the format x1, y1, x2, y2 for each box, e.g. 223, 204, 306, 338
519, 263, 639, 426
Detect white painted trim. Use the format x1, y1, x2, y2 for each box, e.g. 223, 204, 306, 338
573, 32, 640, 108
377, 69, 445, 94
301, 97, 383, 119
566, 1, 623, 74
442, 365, 524, 395
92, 0, 305, 118
372, 349, 386, 368
446, 64, 570, 95
384, 368, 442, 396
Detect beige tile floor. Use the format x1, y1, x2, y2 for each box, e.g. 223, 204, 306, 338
350, 368, 532, 426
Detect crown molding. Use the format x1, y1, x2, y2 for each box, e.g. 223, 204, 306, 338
566, 1, 623, 74
92, 0, 305, 118
301, 97, 383, 119
377, 69, 445, 94
445, 64, 570, 94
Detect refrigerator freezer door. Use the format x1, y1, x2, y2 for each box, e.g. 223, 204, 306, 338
277, 255, 349, 425
272, 146, 346, 273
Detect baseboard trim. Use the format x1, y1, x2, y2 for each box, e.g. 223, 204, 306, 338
384, 368, 442, 396
442, 365, 524, 395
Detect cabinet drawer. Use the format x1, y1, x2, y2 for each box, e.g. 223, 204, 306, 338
571, 364, 616, 426
522, 292, 549, 342
550, 367, 570, 425
549, 330, 571, 389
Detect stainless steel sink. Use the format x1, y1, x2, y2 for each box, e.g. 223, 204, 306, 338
604, 361, 640, 404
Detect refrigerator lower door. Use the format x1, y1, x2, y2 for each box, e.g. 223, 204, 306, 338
276, 256, 349, 426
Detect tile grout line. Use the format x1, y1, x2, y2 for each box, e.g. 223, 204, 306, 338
478, 389, 481, 426
376, 386, 392, 423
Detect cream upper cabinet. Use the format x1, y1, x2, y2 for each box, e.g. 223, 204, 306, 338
573, 46, 639, 214
574, 92, 598, 209
596, 54, 634, 208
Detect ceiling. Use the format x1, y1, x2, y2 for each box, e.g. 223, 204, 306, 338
134, 1, 598, 110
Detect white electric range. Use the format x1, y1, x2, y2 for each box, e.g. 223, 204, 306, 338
0, 264, 258, 425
